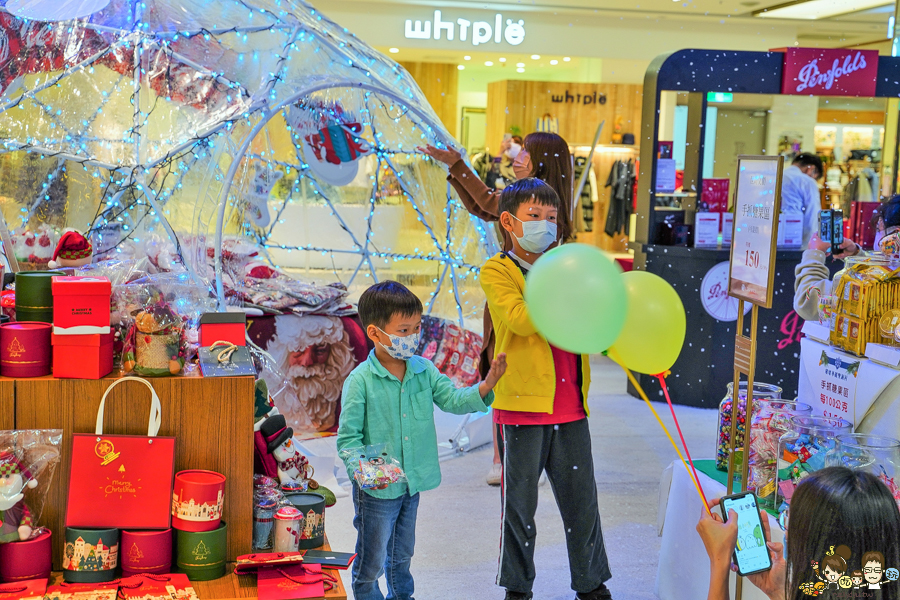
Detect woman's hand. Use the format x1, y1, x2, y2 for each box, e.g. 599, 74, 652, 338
419, 145, 462, 166
833, 238, 860, 260
745, 508, 787, 600
697, 498, 738, 572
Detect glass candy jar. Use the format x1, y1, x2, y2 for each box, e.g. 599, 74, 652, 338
716, 382, 783, 471
748, 400, 812, 509
775, 416, 852, 513
826, 434, 900, 507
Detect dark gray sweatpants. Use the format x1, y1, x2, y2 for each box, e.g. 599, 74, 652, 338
498, 419, 612, 595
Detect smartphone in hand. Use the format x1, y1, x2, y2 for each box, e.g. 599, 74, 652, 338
719, 491, 773, 576
820, 209, 833, 253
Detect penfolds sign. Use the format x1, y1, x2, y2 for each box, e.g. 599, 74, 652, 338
781, 48, 878, 97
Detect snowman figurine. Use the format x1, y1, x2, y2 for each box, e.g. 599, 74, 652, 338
261, 414, 310, 486
0, 451, 38, 543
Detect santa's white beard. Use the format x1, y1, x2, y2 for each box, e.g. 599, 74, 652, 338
277, 341, 355, 432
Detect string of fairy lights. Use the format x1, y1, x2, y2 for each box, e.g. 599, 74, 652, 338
0, 0, 495, 325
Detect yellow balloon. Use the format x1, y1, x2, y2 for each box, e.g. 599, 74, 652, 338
609, 271, 686, 375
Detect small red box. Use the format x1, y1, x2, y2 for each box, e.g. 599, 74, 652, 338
0, 530, 51, 582
172, 469, 225, 532
200, 312, 246, 347
51, 276, 111, 335
51, 332, 113, 379
120, 529, 172, 576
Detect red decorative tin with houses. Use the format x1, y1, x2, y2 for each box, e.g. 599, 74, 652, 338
52, 332, 113, 379
51, 276, 111, 335
0, 322, 51, 378
120, 529, 172, 576
171, 470, 226, 532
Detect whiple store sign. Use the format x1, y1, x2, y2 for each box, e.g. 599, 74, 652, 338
781, 47, 879, 97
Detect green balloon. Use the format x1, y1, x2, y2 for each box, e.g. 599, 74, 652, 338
525, 244, 627, 354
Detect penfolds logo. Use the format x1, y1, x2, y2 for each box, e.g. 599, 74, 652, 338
795, 52, 868, 93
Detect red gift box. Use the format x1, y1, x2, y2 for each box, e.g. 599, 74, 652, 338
0, 578, 46, 599
172, 470, 225, 532
0, 530, 51, 582
52, 332, 113, 379
199, 312, 246, 347
45, 580, 119, 599
0, 322, 51, 378
51, 276, 111, 335
120, 529, 172, 576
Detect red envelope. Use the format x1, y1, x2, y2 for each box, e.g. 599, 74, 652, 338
258, 564, 336, 600
0, 578, 46, 599
234, 552, 304, 575
117, 573, 198, 600
66, 378, 176, 529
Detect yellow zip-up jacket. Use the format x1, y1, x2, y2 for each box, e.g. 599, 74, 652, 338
480, 252, 591, 414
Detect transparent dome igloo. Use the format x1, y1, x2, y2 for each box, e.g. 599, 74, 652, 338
0, 0, 496, 328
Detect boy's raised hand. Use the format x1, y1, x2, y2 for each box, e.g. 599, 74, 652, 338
479, 353, 507, 398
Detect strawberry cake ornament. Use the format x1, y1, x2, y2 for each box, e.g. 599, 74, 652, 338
48, 230, 92, 269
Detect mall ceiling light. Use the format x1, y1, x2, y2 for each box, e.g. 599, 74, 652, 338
755, 0, 892, 20
517, 67, 525, 73
531, 55, 541, 60
550, 59, 559, 65
563, 57, 571, 61
464, 55, 471, 60
485, 61, 494, 66
458, 65, 465, 70
499, 57, 507, 62
516, 62, 526, 67
389, 48, 399, 53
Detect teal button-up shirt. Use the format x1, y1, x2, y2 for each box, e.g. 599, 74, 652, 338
337, 350, 493, 499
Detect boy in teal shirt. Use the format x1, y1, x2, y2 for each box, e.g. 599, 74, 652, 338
337, 280, 506, 600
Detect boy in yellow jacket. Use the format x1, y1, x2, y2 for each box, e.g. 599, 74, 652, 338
481, 178, 613, 600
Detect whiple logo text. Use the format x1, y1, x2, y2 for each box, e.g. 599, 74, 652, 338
794, 52, 868, 93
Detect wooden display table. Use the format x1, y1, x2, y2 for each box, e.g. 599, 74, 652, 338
10, 374, 255, 570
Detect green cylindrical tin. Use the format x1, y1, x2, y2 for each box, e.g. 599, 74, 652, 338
62, 527, 119, 583
15, 271, 63, 323
174, 521, 227, 581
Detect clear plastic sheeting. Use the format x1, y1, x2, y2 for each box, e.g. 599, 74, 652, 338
0, 0, 495, 328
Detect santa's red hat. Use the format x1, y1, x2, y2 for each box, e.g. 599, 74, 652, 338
0, 451, 38, 488
49, 230, 92, 268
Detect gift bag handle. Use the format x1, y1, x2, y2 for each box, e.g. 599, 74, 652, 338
95, 376, 162, 437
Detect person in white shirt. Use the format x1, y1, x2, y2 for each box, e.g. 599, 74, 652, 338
781, 152, 824, 248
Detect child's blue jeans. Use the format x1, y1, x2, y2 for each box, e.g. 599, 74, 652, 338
351, 483, 420, 600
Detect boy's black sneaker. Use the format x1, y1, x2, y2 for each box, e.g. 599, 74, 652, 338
505, 592, 533, 600
576, 582, 613, 600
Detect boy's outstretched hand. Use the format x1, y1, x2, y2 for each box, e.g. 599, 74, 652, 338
479, 353, 507, 398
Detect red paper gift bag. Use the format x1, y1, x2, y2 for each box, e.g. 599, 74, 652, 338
258, 563, 336, 600
0, 578, 47, 599
118, 573, 198, 600
65, 377, 176, 529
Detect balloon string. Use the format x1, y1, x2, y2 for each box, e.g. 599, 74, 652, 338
656, 373, 710, 512
608, 349, 710, 514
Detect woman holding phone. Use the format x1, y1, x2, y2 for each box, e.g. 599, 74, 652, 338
697, 466, 900, 600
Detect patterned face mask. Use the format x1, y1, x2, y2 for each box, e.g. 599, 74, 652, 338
377, 328, 419, 361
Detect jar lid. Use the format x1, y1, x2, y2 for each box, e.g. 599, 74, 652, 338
256, 497, 277, 510
274, 506, 302, 520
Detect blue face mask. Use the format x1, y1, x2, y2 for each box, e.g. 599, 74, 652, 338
510, 215, 557, 254
377, 328, 419, 361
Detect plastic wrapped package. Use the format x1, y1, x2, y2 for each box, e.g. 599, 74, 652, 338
0, 430, 62, 543
339, 444, 407, 490
747, 400, 812, 509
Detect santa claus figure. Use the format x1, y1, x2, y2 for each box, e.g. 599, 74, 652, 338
0, 451, 38, 543
264, 315, 356, 433
48, 229, 92, 269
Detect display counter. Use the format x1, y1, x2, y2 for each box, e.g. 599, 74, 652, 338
7, 374, 254, 570
634, 244, 841, 407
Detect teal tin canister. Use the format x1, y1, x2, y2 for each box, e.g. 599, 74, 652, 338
62, 527, 119, 583
174, 522, 227, 581
284, 492, 325, 549
15, 271, 64, 323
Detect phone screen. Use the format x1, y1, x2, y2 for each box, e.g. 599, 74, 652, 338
833, 210, 844, 253
820, 210, 833, 247
721, 493, 772, 575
